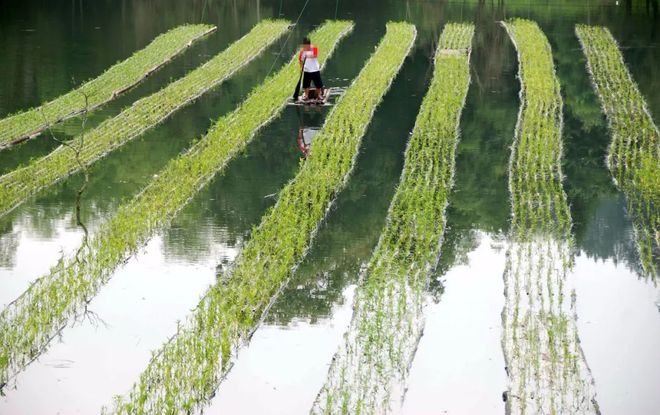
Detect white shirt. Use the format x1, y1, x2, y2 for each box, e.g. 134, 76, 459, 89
302, 128, 318, 145
300, 48, 320, 73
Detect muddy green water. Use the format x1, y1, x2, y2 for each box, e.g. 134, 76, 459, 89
0, 0, 658, 414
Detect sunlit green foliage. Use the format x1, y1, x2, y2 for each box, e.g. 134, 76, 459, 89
104, 22, 414, 415
576, 25, 659, 280
0, 20, 355, 391
501, 18, 599, 415
311, 23, 474, 415
0, 24, 215, 149
0, 20, 291, 218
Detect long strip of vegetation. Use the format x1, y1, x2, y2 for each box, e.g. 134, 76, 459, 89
575, 25, 659, 279
0, 21, 353, 393
0, 24, 216, 149
501, 19, 599, 415
0, 20, 291, 218
103, 22, 416, 415
311, 23, 474, 415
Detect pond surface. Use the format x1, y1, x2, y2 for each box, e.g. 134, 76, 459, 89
0, 0, 658, 413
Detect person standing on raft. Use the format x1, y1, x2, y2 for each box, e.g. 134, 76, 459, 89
299, 37, 324, 101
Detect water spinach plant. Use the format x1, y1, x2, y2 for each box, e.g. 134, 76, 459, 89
0, 20, 291, 218
0, 24, 216, 149
311, 23, 474, 415
575, 25, 659, 279
0, 20, 352, 394
501, 19, 599, 415
103, 22, 416, 415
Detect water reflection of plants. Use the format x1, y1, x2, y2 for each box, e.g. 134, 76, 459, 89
0, 24, 215, 149
311, 23, 473, 415
269, 53, 436, 326
0, 20, 355, 392
104, 22, 413, 414
0, 20, 290, 218
501, 18, 599, 414
576, 25, 659, 280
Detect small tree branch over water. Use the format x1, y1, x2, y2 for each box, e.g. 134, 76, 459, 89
39, 80, 91, 256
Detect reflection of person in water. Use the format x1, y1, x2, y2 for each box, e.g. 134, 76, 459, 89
297, 126, 318, 157
296, 106, 321, 157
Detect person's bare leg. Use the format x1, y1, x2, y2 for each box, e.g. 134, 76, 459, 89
304, 88, 310, 100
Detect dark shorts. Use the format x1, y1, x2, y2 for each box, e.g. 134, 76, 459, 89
303, 71, 323, 89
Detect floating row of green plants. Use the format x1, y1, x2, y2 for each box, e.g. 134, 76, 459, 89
575, 25, 659, 279
0, 19, 291, 218
501, 19, 599, 415
311, 23, 474, 415
0, 20, 353, 392
0, 24, 216, 149
503, 236, 600, 414
104, 22, 415, 415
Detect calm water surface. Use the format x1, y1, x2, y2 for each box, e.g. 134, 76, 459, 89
0, 0, 658, 413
